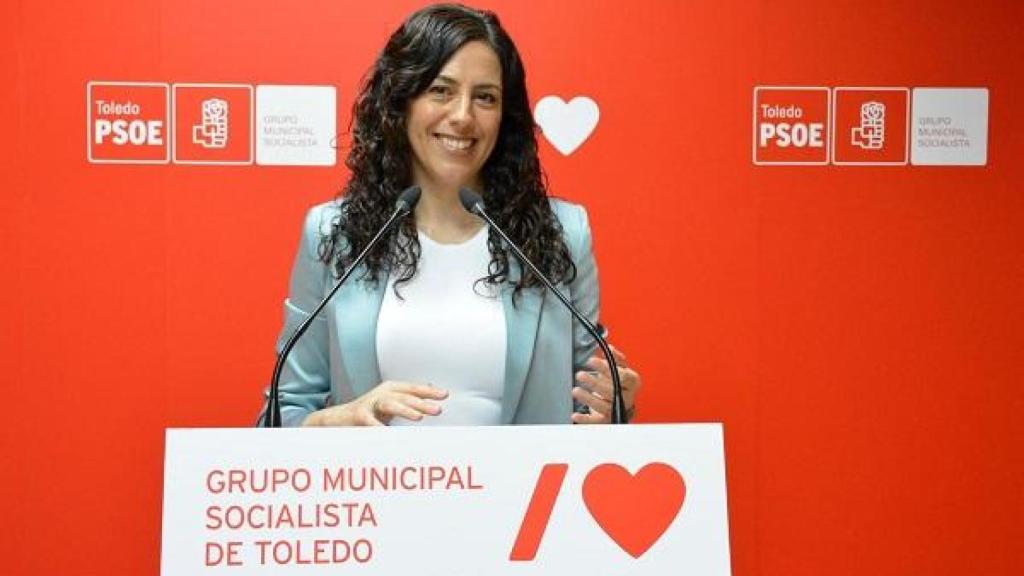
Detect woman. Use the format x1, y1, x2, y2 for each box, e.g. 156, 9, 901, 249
261, 4, 639, 427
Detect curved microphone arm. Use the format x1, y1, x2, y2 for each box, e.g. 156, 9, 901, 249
460, 189, 627, 424
262, 187, 420, 428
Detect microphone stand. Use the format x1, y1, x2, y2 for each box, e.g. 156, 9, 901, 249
262, 187, 420, 427
461, 189, 628, 424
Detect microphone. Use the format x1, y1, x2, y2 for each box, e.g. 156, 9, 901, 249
458, 187, 628, 424
261, 185, 422, 427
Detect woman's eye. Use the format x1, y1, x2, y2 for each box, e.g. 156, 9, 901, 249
428, 85, 449, 96
476, 93, 498, 104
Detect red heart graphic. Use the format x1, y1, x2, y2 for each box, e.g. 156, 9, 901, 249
582, 462, 686, 558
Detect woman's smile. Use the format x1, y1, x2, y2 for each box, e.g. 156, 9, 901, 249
434, 133, 477, 153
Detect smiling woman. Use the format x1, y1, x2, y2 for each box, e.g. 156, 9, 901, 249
406, 41, 503, 224
258, 3, 641, 428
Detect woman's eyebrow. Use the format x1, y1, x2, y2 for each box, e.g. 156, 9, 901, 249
434, 74, 502, 92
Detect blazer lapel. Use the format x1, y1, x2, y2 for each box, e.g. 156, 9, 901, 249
333, 270, 386, 396
500, 261, 545, 423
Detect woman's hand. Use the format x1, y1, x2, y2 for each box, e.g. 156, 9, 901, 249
302, 381, 449, 426
572, 345, 641, 424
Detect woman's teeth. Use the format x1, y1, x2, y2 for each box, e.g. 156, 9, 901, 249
437, 135, 474, 151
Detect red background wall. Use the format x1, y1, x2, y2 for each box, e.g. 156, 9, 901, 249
3, 1, 1022, 574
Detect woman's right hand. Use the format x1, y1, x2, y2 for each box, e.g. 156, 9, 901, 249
301, 381, 448, 427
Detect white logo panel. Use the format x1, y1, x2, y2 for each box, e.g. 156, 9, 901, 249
256, 85, 337, 166
910, 88, 988, 166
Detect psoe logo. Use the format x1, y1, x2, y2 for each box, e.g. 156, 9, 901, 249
852, 102, 886, 149
833, 87, 909, 165
87, 81, 170, 164
752, 86, 830, 165
193, 98, 229, 149
173, 83, 253, 165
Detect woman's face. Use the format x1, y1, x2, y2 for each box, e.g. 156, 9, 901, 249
406, 40, 503, 193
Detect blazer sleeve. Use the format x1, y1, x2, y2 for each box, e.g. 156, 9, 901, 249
257, 204, 336, 427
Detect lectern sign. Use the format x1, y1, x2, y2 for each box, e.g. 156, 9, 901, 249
161, 425, 731, 575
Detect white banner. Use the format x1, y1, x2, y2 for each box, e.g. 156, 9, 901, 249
161, 424, 731, 575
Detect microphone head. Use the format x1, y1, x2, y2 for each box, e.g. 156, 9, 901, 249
395, 185, 422, 214
458, 187, 484, 214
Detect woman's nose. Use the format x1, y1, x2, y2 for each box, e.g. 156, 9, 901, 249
447, 93, 475, 127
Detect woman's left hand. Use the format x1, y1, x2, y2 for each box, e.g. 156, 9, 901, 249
572, 345, 641, 424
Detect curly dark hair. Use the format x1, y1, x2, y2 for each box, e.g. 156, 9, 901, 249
319, 3, 576, 298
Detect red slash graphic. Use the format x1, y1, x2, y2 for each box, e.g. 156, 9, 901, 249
509, 463, 568, 561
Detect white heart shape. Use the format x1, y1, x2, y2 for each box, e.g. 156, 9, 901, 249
534, 96, 600, 155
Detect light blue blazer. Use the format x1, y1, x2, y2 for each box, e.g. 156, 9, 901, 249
261, 198, 600, 426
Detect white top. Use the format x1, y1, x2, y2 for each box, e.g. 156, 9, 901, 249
376, 226, 507, 426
